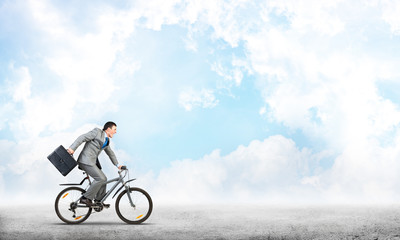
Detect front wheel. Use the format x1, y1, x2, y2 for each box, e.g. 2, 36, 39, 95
55, 187, 92, 224
115, 187, 153, 224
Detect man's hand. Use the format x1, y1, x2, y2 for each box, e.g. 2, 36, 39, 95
118, 165, 123, 170
67, 148, 74, 155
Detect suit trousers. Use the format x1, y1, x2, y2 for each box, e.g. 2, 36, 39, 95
79, 163, 107, 200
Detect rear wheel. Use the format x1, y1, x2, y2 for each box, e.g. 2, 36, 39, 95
55, 187, 92, 224
115, 187, 153, 224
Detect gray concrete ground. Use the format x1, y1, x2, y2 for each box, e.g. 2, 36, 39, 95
1, 204, 400, 239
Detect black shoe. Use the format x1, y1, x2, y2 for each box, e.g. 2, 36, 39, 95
80, 197, 93, 206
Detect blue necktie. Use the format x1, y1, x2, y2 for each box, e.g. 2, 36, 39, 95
102, 137, 109, 149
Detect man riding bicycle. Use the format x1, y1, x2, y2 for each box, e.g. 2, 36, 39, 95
67, 121, 123, 207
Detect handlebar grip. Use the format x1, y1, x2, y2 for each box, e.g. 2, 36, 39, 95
121, 165, 127, 170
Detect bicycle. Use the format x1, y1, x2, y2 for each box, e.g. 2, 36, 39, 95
54, 166, 153, 224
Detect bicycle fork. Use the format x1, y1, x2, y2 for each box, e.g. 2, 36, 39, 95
125, 186, 136, 208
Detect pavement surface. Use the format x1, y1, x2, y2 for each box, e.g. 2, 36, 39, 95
2, 204, 400, 239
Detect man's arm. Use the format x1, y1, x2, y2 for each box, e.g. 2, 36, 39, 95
104, 146, 119, 166
67, 128, 98, 154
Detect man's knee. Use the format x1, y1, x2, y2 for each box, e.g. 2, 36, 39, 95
93, 174, 107, 183
99, 175, 107, 183
102, 176, 107, 183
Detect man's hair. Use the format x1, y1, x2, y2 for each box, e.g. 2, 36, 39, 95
103, 121, 117, 131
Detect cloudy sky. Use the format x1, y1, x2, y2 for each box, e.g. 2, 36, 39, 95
1, 0, 400, 205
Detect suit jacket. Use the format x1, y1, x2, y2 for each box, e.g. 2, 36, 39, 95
69, 128, 118, 167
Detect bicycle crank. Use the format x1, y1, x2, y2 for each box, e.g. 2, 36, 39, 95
92, 204, 104, 212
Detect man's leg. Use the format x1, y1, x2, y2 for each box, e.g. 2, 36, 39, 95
79, 163, 107, 200
95, 179, 107, 201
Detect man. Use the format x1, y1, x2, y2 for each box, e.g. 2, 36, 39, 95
67, 121, 122, 207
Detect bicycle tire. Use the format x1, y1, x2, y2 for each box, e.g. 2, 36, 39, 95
54, 187, 92, 224
115, 187, 153, 224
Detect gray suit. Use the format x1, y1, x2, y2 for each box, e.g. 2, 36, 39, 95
70, 128, 119, 200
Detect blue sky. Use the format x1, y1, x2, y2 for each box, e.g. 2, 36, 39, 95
1, 0, 400, 205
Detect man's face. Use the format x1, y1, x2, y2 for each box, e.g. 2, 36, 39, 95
106, 126, 117, 138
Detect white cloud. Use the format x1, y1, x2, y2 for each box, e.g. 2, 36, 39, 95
246, 21, 400, 149
149, 135, 323, 204
169, 0, 400, 203
211, 61, 244, 88
178, 88, 219, 111
322, 138, 400, 203
259, 106, 267, 116
381, 0, 400, 35
265, 0, 345, 36
0, 165, 4, 200
28, 0, 68, 38
130, 0, 182, 30
0, 0, 146, 139
146, 133, 400, 205
7, 64, 32, 102
235, 1, 400, 203
178, 0, 265, 48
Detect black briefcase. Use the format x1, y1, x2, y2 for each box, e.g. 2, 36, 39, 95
47, 145, 77, 176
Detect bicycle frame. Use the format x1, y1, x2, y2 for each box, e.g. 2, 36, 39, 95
100, 171, 136, 206
61, 169, 137, 208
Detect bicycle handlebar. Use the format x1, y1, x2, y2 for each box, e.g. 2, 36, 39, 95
118, 165, 128, 176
